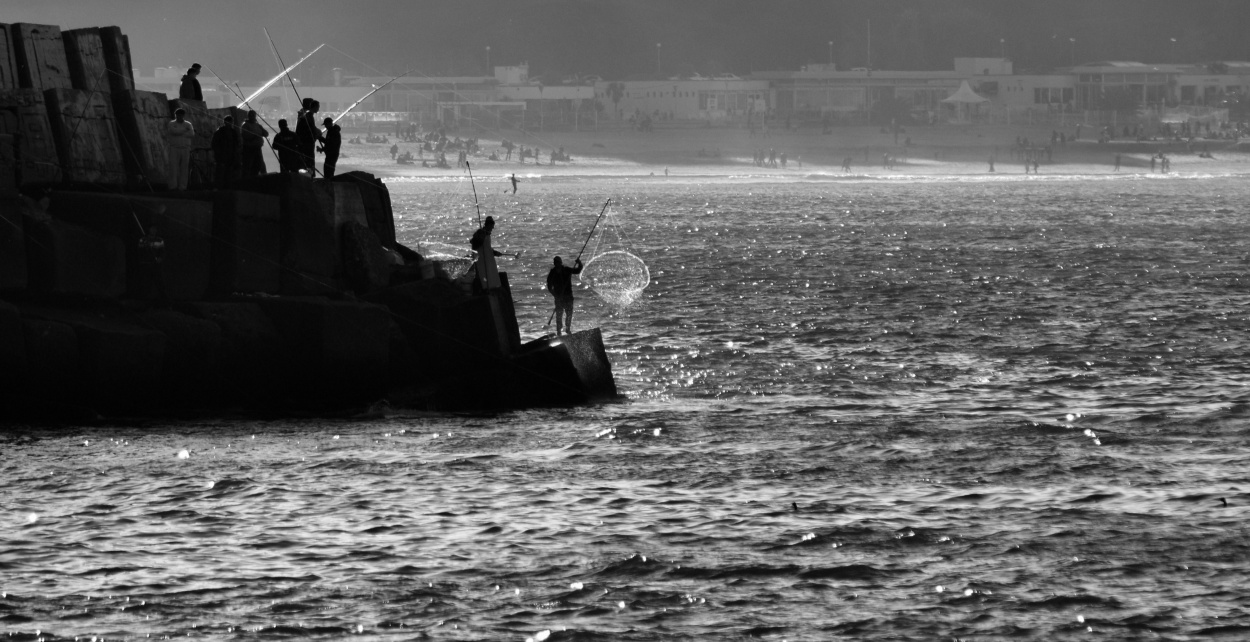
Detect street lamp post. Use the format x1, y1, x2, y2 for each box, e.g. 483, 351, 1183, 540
828, 40, 833, 66
1170, 37, 1177, 63
1069, 37, 1076, 66
1000, 38, 1005, 59
656, 43, 662, 75
486, 45, 491, 73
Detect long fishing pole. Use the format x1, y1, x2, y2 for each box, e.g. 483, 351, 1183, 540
466, 160, 483, 226
333, 68, 415, 125
547, 198, 612, 328
208, 66, 284, 168
266, 29, 320, 177
237, 43, 324, 109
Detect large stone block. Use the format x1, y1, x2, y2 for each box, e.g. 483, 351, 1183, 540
341, 220, 391, 295
206, 190, 281, 295
24, 212, 126, 299
61, 27, 107, 92
562, 328, 618, 400
97, 27, 133, 96
138, 308, 222, 407
330, 181, 368, 229
364, 278, 468, 371
0, 193, 29, 291
335, 171, 395, 248
113, 89, 171, 188
44, 88, 125, 185
183, 301, 282, 403
20, 316, 79, 404
71, 316, 166, 413
256, 297, 391, 402
234, 172, 339, 294
0, 88, 62, 185
10, 24, 72, 91
47, 191, 213, 301
0, 24, 17, 91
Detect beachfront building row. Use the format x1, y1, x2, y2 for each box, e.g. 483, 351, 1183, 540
136, 58, 1250, 130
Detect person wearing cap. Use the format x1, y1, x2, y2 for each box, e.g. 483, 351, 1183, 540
240, 110, 269, 178
470, 216, 504, 290
166, 108, 194, 190
179, 63, 202, 101
319, 116, 342, 179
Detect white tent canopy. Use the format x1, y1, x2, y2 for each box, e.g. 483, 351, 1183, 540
942, 80, 989, 104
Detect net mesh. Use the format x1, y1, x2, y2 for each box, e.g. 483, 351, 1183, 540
581, 250, 650, 307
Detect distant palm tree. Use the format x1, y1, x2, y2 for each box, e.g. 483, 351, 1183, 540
606, 82, 626, 118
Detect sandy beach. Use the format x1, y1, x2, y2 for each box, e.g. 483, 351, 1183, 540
333, 121, 1250, 181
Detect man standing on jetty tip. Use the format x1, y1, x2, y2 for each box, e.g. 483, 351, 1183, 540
470, 216, 504, 291
319, 116, 341, 180
211, 115, 239, 189
179, 63, 202, 101
166, 108, 194, 190
240, 110, 268, 178
547, 256, 583, 337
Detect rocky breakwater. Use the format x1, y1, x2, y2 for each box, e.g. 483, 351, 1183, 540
0, 23, 616, 420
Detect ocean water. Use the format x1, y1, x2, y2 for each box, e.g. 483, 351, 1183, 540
4, 173, 1250, 641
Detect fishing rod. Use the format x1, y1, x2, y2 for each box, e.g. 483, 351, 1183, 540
266, 29, 322, 177
466, 160, 483, 226
547, 198, 612, 328
244, 39, 323, 109
207, 66, 285, 169
333, 68, 415, 125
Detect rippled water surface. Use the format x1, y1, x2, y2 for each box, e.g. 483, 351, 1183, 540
5, 175, 1250, 641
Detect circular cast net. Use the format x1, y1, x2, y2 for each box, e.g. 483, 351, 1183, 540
417, 241, 473, 278
581, 250, 650, 307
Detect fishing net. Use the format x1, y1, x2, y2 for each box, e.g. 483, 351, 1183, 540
579, 205, 650, 307
416, 241, 473, 278
581, 250, 650, 307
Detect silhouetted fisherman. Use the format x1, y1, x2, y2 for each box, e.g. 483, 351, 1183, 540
546, 255, 583, 336
179, 63, 203, 101
272, 119, 300, 174
240, 110, 269, 178
470, 216, 504, 291
211, 115, 239, 189
295, 98, 324, 174
319, 117, 341, 180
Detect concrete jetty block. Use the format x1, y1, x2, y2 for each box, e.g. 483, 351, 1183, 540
24, 214, 126, 299
234, 172, 339, 295
11, 24, 72, 91
20, 316, 79, 404
561, 328, 618, 400
97, 27, 133, 96
0, 88, 62, 185
61, 27, 108, 92
364, 278, 468, 372
334, 171, 395, 248
184, 301, 282, 403
44, 87, 125, 185
0, 24, 18, 90
47, 192, 213, 301
113, 89, 172, 188
0, 194, 29, 291
330, 180, 368, 229
341, 220, 392, 295
71, 316, 166, 412
0, 300, 24, 387
207, 190, 281, 295
138, 308, 222, 406
256, 297, 391, 402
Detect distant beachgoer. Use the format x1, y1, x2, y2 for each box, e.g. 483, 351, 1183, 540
210, 115, 239, 189
166, 108, 194, 190
510, 173, 519, 194
1114, 153, 1121, 171
1032, 158, 1039, 174
239, 110, 268, 178
546, 256, 584, 336
178, 63, 202, 101
1150, 155, 1157, 172
272, 119, 300, 173
842, 157, 852, 173
988, 155, 995, 172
